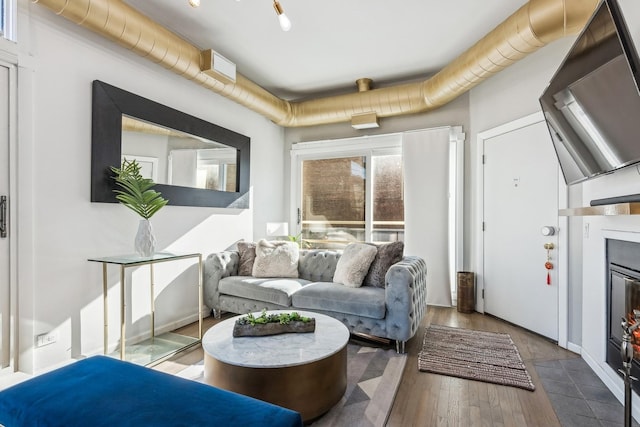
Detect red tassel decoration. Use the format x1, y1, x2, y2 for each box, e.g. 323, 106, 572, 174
544, 261, 553, 286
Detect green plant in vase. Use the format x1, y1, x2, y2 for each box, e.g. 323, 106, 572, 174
111, 159, 168, 257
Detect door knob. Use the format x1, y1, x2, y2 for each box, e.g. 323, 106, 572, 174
541, 226, 556, 236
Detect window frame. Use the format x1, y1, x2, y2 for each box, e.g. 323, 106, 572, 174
290, 133, 403, 245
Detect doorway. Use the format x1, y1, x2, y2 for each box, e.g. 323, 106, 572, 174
477, 112, 568, 343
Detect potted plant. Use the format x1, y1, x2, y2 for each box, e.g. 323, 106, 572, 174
111, 159, 168, 257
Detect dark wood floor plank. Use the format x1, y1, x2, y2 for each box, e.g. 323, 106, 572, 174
457, 376, 470, 425
436, 375, 453, 425
477, 381, 494, 427
488, 384, 505, 426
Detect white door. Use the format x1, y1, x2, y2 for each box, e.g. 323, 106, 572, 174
0, 63, 10, 369
483, 119, 560, 340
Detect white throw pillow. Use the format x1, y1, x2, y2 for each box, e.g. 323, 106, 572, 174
252, 239, 299, 278
333, 243, 378, 288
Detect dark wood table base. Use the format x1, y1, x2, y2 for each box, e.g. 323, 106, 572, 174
204, 345, 347, 423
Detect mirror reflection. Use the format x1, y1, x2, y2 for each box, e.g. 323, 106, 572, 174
121, 116, 238, 192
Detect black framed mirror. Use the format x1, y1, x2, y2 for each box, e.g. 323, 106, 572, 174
91, 80, 250, 208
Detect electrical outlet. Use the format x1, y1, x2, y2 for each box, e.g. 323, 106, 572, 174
35, 331, 59, 348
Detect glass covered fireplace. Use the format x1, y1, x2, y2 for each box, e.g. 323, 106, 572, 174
606, 239, 640, 394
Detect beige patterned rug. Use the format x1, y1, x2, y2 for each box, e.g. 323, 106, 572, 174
418, 324, 535, 391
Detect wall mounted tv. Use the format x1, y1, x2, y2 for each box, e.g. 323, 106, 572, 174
539, 0, 640, 185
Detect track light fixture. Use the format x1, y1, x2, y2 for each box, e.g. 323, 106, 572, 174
187, 0, 291, 32
273, 0, 292, 31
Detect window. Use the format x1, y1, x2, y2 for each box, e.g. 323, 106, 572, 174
291, 134, 403, 249
301, 156, 367, 246
196, 149, 237, 192
371, 154, 404, 242
0, 0, 5, 38
0, 0, 16, 42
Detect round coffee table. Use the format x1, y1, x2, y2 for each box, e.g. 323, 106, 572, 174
202, 310, 349, 422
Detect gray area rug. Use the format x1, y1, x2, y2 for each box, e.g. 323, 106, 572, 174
418, 324, 535, 391
175, 342, 406, 427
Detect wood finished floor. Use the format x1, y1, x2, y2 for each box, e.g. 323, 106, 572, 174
155, 306, 578, 426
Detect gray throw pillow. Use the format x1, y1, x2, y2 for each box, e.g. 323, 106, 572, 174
252, 239, 299, 278
333, 243, 378, 288
363, 241, 404, 288
237, 241, 256, 276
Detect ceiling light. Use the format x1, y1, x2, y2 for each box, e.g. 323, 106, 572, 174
273, 0, 292, 31
189, 1, 291, 32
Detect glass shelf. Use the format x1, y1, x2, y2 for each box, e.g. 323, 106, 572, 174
88, 252, 201, 266
109, 332, 200, 367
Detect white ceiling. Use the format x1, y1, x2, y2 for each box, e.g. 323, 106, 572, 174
125, 0, 528, 100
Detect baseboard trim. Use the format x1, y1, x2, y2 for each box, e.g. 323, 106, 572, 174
567, 341, 582, 355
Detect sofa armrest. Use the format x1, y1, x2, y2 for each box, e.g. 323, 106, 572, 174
385, 256, 428, 341
203, 251, 239, 311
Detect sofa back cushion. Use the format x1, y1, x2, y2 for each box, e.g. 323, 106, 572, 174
333, 243, 378, 288
237, 241, 257, 276
252, 240, 299, 278
298, 250, 341, 282
363, 241, 404, 288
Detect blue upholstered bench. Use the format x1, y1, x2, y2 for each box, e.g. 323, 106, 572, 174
0, 355, 303, 427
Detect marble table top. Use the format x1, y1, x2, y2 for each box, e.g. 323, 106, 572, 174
202, 310, 350, 368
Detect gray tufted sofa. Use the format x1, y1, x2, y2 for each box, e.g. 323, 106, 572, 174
203, 248, 428, 352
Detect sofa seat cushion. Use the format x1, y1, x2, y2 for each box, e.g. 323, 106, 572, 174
292, 282, 386, 319
219, 276, 311, 307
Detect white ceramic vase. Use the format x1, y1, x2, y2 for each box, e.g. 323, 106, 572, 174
135, 219, 156, 257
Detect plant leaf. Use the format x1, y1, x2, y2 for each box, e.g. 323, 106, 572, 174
111, 159, 168, 219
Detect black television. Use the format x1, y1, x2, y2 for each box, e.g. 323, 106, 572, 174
539, 0, 640, 186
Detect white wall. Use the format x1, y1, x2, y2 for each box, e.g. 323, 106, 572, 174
469, 37, 575, 131
15, 5, 285, 372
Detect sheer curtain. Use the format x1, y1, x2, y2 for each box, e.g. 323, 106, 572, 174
402, 127, 453, 307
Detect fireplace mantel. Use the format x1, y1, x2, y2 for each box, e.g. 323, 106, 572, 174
559, 202, 640, 216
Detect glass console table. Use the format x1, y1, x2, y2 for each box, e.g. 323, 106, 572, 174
88, 252, 203, 366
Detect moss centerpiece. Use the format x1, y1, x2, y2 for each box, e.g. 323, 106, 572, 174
233, 310, 316, 337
